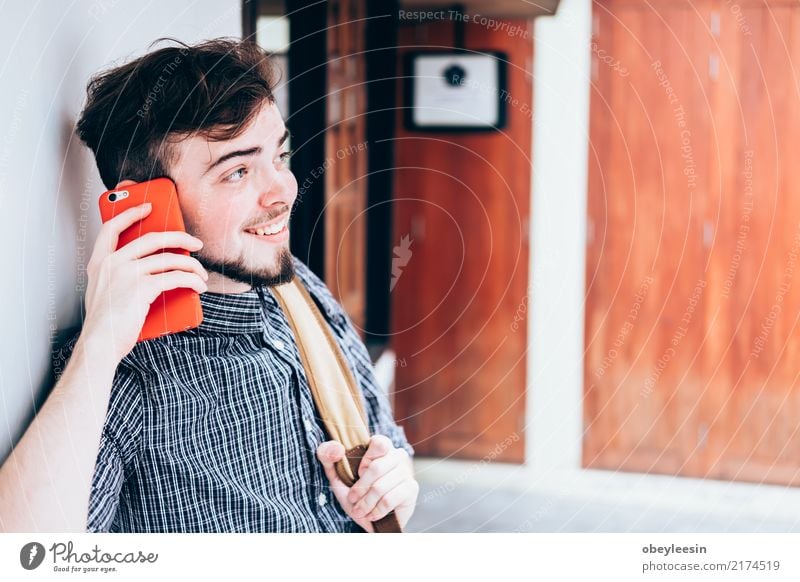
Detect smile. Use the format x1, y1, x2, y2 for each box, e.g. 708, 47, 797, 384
244, 215, 289, 236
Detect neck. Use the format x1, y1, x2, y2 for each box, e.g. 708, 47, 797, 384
205, 272, 253, 294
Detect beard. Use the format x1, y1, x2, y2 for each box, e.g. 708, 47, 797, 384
192, 246, 295, 288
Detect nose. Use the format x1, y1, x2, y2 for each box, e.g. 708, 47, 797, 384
256, 166, 296, 210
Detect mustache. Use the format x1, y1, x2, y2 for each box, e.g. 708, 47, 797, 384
243, 202, 291, 229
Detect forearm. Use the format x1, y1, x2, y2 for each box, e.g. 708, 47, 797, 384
0, 337, 118, 532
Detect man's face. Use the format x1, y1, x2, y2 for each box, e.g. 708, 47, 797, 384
168, 101, 297, 289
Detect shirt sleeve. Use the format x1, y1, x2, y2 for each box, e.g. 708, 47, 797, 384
87, 364, 141, 532
86, 431, 125, 532
52, 333, 141, 533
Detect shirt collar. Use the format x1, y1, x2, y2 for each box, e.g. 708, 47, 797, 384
196, 287, 264, 335
194, 257, 342, 335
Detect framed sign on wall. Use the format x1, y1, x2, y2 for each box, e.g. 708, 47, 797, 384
403, 50, 508, 132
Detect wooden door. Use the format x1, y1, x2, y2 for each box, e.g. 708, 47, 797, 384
325, 0, 368, 332
391, 20, 533, 462
701, 0, 800, 484
585, 0, 800, 485
584, 0, 715, 477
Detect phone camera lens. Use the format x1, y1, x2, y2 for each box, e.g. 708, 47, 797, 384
109, 193, 118, 202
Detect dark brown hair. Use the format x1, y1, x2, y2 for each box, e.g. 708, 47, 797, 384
75, 37, 277, 189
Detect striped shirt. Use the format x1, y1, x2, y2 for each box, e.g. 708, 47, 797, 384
53, 256, 413, 533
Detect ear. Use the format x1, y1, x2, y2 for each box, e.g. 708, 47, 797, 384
113, 179, 137, 189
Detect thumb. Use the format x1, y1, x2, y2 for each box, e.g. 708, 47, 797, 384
316, 440, 346, 483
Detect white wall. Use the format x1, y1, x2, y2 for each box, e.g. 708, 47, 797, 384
527, 0, 591, 470
0, 0, 241, 464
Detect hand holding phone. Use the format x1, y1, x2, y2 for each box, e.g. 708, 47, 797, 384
95, 177, 205, 347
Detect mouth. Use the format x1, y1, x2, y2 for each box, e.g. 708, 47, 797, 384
243, 212, 290, 242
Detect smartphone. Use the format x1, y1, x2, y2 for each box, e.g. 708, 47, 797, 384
98, 177, 203, 342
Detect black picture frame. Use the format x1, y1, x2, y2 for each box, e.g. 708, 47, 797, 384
403, 49, 508, 133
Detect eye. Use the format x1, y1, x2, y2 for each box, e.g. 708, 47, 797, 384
223, 167, 247, 183
278, 150, 293, 163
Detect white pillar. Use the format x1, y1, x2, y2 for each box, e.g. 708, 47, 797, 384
527, 0, 592, 472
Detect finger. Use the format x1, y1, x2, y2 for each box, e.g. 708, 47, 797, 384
351, 465, 405, 518
358, 434, 394, 475
136, 253, 209, 280
146, 271, 207, 300
316, 441, 346, 486
94, 203, 153, 260
365, 480, 415, 522
348, 454, 394, 504
116, 231, 203, 261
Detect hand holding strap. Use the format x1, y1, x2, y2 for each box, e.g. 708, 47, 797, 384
337, 444, 402, 533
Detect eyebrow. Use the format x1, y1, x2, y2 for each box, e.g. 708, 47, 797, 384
203, 128, 291, 175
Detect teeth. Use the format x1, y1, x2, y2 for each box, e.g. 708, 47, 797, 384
249, 217, 287, 236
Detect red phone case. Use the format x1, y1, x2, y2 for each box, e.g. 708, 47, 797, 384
98, 177, 203, 341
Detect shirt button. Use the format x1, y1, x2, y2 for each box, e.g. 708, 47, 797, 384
272, 339, 285, 350
303, 418, 314, 432
318, 493, 327, 507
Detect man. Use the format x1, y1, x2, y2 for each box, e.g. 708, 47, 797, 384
0, 38, 417, 533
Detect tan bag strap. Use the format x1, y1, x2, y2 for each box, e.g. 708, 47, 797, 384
271, 279, 402, 533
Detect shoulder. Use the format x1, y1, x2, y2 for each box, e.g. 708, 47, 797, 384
291, 256, 348, 327
291, 255, 328, 299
